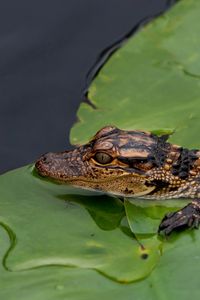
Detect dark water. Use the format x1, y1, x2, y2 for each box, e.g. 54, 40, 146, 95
0, 0, 175, 174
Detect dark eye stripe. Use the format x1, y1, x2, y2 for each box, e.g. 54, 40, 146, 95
118, 156, 148, 165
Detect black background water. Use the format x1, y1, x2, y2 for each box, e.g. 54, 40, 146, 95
0, 0, 174, 174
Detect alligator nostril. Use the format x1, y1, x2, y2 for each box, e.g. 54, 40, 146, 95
35, 153, 53, 176
41, 153, 53, 164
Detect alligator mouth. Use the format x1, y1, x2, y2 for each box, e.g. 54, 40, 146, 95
63, 175, 156, 197
35, 163, 146, 184
35, 151, 156, 197
68, 178, 156, 197
67, 173, 146, 183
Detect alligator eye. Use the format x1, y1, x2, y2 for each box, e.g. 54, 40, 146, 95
94, 152, 113, 164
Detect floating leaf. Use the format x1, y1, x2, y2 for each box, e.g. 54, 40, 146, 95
124, 198, 191, 235
70, 0, 200, 149
1, 0, 200, 299
0, 166, 160, 282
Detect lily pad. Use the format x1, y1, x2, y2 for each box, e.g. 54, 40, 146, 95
0, 165, 161, 282
68, 0, 200, 297
70, 0, 200, 149
1, 0, 200, 299
124, 198, 191, 235
1, 216, 200, 300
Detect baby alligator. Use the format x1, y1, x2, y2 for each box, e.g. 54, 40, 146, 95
35, 126, 200, 235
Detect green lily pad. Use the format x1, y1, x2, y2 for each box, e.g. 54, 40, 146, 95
68, 0, 200, 297
70, 0, 200, 149
2, 0, 200, 299
1, 216, 200, 300
124, 198, 191, 235
0, 165, 161, 282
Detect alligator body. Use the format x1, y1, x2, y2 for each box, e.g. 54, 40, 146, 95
35, 126, 200, 235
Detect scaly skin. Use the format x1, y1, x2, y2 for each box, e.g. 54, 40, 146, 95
35, 126, 200, 235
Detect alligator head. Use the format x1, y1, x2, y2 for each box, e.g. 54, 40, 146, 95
35, 126, 199, 198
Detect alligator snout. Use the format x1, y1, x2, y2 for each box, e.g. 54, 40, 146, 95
35, 152, 60, 177
35, 147, 88, 182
